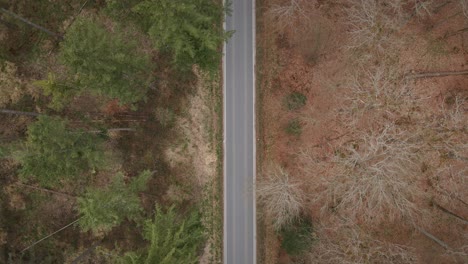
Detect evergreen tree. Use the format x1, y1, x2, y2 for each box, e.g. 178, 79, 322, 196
78, 171, 151, 235
33, 73, 76, 110
133, 0, 231, 71
104, 0, 145, 25
279, 216, 315, 256
121, 205, 204, 264
59, 17, 151, 105
16, 116, 105, 187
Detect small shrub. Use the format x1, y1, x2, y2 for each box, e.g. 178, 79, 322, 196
0, 228, 6, 246
286, 118, 303, 136
154, 107, 175, 128
0, 146, 6, 158
280, 216, 315, 256
0, 61, 37, 107
285, 92, 307, 110
165, 184, 190, 204
33, 73, 75, 110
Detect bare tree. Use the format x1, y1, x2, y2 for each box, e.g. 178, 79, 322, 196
345, 0, 401, 52
408, 0, 434, 17
343, 65, 419, 129
429, 166, 467, 208
256, 164, 305, 230
306, 222, 417, 264
266, 0, 308, 36
321, 124, 423, 225
345, 0, 433, 54
424, 94, 467, 208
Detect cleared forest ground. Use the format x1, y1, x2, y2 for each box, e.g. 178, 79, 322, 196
257, 0, 468, 263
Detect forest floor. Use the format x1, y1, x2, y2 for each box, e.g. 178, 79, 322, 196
0, 2, 223, 262
257, 0, 468, 263
0, 61, 223, 263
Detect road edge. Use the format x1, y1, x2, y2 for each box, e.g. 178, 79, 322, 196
252, 0, 257, 263
222, 1, 227, 263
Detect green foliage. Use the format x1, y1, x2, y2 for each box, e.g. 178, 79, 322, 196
284, 92, 307, 110
280, 216, 315, 256
104, 0, 145, 26
0, 141, 20, 159
0, 145, 6, 158
286, 118, 302, 136
128, 170, 152, 192
78, 170, 151, 235
0, 0, 82, 62
59, 17, 151, 105
16, 116, 105, 187
33, 73, 76, 110
133, 0, 231, 71
120, 205, 205, 264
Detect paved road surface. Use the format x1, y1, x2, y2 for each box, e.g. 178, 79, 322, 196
223, 0, 256, 263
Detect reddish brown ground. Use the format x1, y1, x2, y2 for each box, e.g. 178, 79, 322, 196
258, 0, 468, 263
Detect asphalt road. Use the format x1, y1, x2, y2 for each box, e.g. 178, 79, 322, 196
223, 0, 256, 263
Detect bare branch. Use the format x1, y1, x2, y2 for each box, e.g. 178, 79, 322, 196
432, 201, 468, 224
307, 223, 417, 263
21, 218, 81, 253
322, 124, 422, 224
256, 164, 305, 230
0, 109, 41, 117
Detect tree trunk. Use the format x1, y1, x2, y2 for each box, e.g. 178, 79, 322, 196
444, 27, 468, 39
0, 8, 63, 40
405, 70, 468, 80
21, 218, 81, 253
416, 226, 451, 250
15, 182, 76, 199
0, 109, 42, 117
72, 128, 137, 134
433, 201, 468, 224
88, 128, 137, 133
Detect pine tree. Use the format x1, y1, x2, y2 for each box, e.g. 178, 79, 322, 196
33, 73, 76, 110
120, 205, 204, 264
16, 116, 105, 187
104, 0, 144, 25
133, 0, 231, 71
78, 171, 151, 236
59, 17, 151, 105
